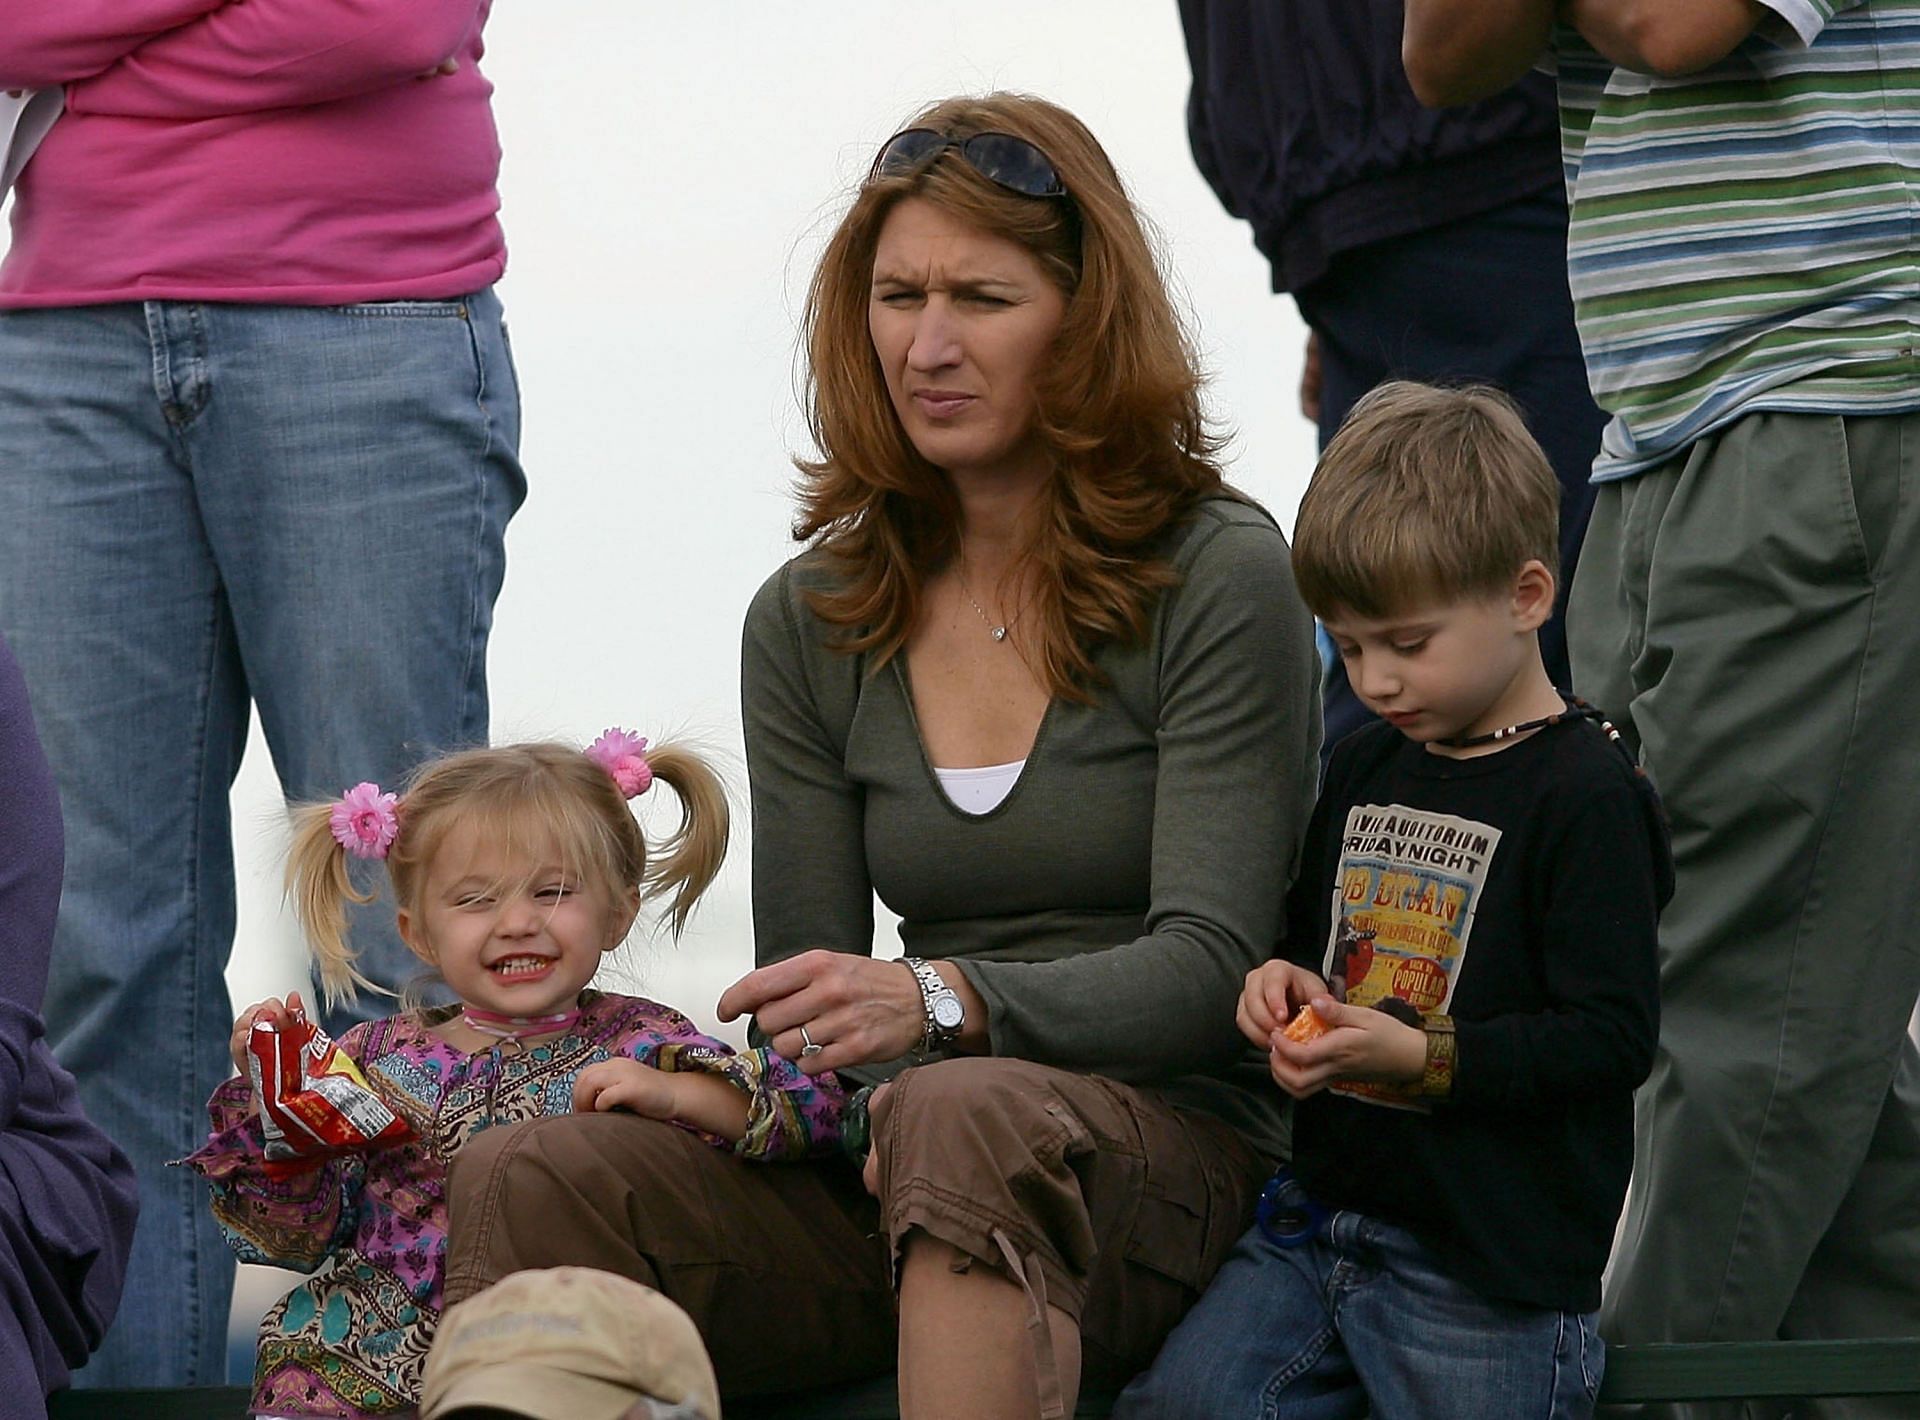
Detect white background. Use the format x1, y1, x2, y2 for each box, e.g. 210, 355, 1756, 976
199, 2, 1318, 1030
0, 6, 1318, 1097
2, 3, 1315, 1351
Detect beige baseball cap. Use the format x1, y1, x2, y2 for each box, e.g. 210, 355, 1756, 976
421, 1268, 720, 1420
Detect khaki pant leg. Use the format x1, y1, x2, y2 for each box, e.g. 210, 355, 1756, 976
1567, 478, 1640, 742
1573, 412, 1920, 1419
870, 1057, 1270, 1397
444, 1113, 896, 1398
1772, 1026, 1920, 1420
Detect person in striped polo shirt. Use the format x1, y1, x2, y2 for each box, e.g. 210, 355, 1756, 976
1405, 3, 1920, 1413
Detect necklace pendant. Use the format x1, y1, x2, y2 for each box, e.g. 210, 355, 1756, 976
991, 625, 1008, 642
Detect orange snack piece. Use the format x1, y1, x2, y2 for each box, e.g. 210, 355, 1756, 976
1281, 1003, 1331, 1043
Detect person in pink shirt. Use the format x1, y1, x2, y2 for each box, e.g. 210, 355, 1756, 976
0, 1, 524, 1388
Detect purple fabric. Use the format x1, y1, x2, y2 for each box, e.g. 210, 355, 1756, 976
0, 634, 139, 1416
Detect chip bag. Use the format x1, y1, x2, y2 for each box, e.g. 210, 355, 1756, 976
247, 1005, 411, 1177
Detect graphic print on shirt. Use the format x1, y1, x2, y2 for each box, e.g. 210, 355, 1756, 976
1322, 803, 1501, 1111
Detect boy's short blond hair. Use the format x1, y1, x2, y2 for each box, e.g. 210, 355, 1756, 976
1293, 381, 1560, 619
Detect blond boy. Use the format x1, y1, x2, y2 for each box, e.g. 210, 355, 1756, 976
1120, 382, 1669, 1419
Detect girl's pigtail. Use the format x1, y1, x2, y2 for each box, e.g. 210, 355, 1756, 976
285, 803, 385, 1009
634, 741, 730, 936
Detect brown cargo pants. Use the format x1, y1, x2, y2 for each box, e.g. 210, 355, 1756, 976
444, 1057, 1270, 1406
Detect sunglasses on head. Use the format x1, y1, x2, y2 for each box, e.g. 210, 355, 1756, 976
868, 127, 1069, 200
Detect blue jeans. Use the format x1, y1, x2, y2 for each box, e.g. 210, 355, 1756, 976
1115, 1211, 1605, 1420
0, 291, 524, 1385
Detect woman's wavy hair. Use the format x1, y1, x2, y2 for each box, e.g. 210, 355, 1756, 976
795, 92, 1229, 698
287, 739, 728, 1008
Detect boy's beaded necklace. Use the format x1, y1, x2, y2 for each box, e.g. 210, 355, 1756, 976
1436, 698, 1614, 750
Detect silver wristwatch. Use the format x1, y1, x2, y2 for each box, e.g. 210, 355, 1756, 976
902, 957, 965, 1050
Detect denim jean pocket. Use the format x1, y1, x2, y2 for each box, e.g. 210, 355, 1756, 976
333, 299, 471, 318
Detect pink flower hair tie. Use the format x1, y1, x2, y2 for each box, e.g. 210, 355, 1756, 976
330, 782, 400, 860
586, 727, 653, 798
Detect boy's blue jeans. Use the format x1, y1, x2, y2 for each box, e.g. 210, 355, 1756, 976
1115, 1210, 1605, 1420
0, 290, 524, 1386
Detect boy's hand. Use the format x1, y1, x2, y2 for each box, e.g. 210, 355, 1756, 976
572, 1058, 679, 1119
229, 992, 304, 1076
1238, 962, 1332, 1050
1266, 997, 1427, 1099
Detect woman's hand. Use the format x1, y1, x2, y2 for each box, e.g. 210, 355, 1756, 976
1237, 962, 1330, 1050
572, 1058, 679, 1118
229, 992, 303, 1076
1265, 997, 1427, 1100
718, 949, 927, 1074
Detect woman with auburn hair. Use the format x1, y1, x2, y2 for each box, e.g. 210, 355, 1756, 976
444, 93, 1321, 1418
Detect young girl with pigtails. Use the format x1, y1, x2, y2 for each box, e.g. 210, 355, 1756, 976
184, 731, 843, 1420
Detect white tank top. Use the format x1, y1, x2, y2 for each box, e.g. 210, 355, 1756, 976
933, 758, 1027, 816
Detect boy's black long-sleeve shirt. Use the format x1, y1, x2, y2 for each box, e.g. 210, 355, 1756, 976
1286, 716, 1670, 1312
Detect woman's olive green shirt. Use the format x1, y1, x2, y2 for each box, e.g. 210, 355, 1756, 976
740, 498, 1321, 1158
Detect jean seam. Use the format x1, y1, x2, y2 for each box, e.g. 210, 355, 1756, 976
330, 301, 471, 318
178, 578, 232, 1375
144, 302, 174, 425
1547, 1308, 1571, 1417
456, 304, 494, 744
1259, 1321, 1339, 1420
1579, 1312, 1604, 1401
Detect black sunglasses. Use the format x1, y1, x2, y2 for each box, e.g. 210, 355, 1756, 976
868, 127, 1069, 199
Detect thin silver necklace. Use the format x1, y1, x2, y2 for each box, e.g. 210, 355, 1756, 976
958, 554, 1021, 643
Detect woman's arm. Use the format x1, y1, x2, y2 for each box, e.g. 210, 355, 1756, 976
1, 1, 224, 90
741, 563, 879, 970
726, 564, 941, 1070
954, 516, 1322, 1081
64, 0, 484, 120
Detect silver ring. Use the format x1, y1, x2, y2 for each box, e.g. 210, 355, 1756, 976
798, 1024, 824, 1059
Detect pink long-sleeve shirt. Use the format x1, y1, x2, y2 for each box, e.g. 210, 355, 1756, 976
0, 0, 506, 307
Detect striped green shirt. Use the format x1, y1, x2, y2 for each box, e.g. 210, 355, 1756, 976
1555, 0, 1920, 481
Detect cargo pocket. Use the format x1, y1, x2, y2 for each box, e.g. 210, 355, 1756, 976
1119, 1101, 1235, 1293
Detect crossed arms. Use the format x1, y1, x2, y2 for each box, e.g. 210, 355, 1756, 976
3, 0, 484, 115
1401, 0, 1772, 105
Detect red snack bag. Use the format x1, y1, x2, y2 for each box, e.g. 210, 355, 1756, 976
247, 1005, 411, 1178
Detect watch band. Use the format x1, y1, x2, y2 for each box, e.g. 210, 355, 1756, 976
1418, 1014, 1456, 1099
901, 956, 964, 1050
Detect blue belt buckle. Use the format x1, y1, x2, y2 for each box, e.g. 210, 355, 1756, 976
1255, 1167, 1325, 1248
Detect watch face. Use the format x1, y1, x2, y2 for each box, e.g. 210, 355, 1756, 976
932, 995, 965, 1031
